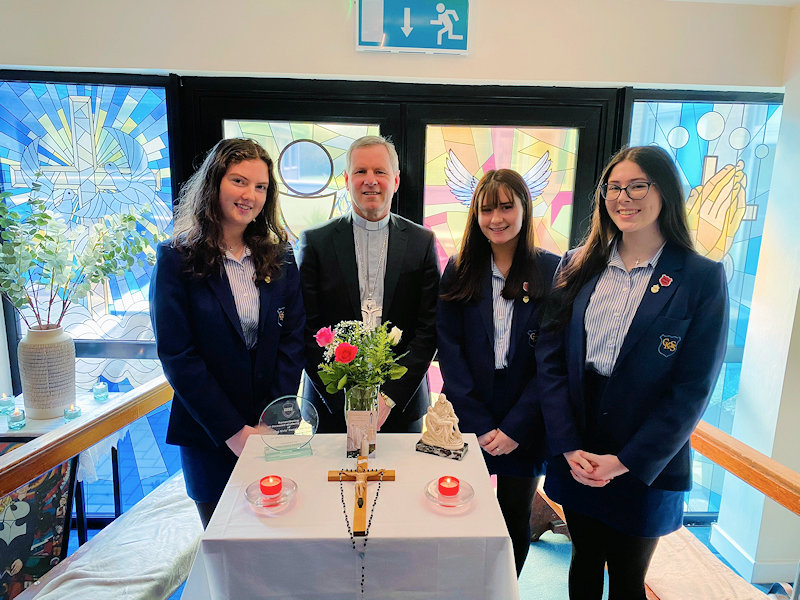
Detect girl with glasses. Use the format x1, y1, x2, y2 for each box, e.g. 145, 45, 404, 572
537, 146, 728, 599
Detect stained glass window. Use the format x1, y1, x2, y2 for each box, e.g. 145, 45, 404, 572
422, 125, 579, 270
629, 99, 782, 512
0, 80, 173, 392
223, 120, 381, 244
421, 124, 580, 397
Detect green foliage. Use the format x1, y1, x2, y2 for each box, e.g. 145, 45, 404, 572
317, 320, 408, 397
0, 197, 168, 328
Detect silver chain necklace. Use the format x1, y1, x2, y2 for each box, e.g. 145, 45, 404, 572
353, 228, 389, 330
338, 468, 385, 599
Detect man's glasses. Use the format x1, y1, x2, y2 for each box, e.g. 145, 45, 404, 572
599, 181, 654, 200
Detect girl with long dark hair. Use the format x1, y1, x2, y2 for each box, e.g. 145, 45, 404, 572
150, 138, 304, 527
437, 168, 560, 575
538, 146, 728, 599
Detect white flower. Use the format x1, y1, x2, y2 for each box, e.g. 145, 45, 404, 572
388, 326, 402, 346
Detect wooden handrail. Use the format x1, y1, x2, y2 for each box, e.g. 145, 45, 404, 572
0, 376, 173, 497
691, 420, 800, 516
3, 378, 798, 517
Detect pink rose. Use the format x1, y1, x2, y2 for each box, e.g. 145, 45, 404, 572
315, 327, 334, 347
334, 343, 358, 364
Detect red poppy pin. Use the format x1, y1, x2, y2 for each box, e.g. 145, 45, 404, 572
659, 274, 673, 287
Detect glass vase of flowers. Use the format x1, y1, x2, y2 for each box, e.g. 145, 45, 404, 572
315, 320, 406, 457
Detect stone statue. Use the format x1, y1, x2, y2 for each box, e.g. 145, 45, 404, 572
421, 395, 464, 450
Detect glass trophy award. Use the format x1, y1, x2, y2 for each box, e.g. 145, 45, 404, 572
259, 395, 318, 461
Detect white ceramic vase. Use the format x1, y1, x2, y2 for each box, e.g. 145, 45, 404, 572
18, 325, 76, 419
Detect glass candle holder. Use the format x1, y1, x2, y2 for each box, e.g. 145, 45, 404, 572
64, 404, 82, 422
93, 379, 109, 403
0, 394, 14, 415
7, 408, 26, 430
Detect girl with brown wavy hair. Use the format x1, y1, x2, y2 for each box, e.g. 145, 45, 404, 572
151, 138, 304, 527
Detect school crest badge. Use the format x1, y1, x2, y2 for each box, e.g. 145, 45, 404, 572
527, 329, 538, 348
658, 334, 681, 357
282, 400, 296, 419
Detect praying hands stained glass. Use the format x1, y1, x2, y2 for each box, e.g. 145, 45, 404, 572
629, 99, 783, 513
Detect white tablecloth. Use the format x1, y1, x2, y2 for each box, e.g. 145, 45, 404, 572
182, 433, 520, 600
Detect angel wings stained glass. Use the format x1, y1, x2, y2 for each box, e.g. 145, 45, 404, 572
423, 125, 579, 270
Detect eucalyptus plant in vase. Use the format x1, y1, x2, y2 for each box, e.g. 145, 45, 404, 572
0, 195, 165, 418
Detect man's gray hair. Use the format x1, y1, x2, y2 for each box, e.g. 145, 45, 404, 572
345, 135, 400, 174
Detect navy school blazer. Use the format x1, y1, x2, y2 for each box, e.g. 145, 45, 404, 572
436, 251, 560, 475
150, 242, 305, 449
536, 241, 728, 490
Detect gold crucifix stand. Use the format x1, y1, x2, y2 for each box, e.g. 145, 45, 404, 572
328, 454, 396, 536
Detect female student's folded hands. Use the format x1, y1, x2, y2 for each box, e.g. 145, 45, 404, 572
479, 428, 520, 456
564, 449, 629, 487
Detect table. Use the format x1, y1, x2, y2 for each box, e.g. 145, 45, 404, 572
182, 433, 520, 600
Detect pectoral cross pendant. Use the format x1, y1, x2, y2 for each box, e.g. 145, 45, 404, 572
361, 297, 382, 331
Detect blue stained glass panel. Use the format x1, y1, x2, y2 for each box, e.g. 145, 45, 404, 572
0, 79, 173, 393
631, 99, 782, 514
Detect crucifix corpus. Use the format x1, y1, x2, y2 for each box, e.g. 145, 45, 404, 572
328, 454, 396, 536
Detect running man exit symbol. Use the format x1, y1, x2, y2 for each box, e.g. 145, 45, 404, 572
357, 0, 469, 54
431, 2, 463, 45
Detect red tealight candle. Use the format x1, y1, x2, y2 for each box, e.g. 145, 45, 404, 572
438, 476, 460, 497
260, 475, 282, 496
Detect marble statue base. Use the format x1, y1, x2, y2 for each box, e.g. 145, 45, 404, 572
415, 440, 469, 461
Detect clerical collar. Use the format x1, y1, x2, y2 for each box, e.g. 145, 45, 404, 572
351, 210, 390, 231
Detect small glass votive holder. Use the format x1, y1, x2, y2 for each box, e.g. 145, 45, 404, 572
7, 408, 26, 430
0, 394, 14, 415
64, 404, 82, 422
93, 380, 109, 403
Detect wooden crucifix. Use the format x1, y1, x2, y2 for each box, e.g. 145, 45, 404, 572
328, 454, 396, 536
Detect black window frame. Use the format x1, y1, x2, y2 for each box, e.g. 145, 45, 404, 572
178, 76, 623, 244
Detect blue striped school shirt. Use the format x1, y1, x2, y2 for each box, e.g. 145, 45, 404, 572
584, 241, 665, 376
223, 247, 259, 350
491, 257, 514, 369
